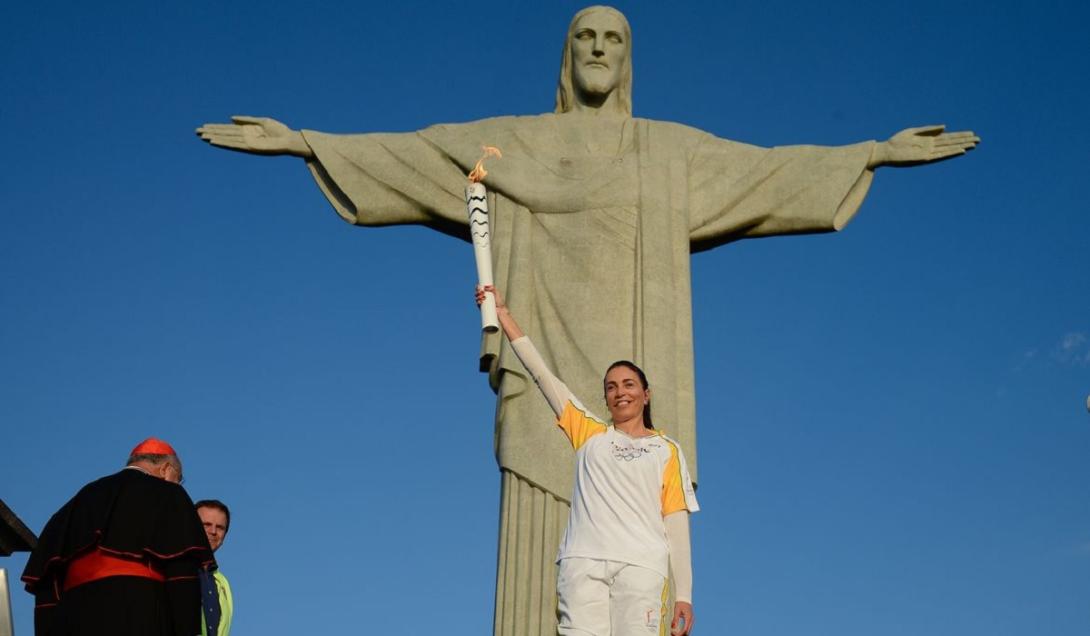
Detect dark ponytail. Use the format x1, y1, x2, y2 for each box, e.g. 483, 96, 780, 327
605, 360, 653, 429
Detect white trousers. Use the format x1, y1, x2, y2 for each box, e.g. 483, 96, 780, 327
557, 557, 669, 636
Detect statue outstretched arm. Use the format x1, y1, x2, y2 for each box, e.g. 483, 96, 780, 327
196, 116, 314, 159
687, 124, 978, 249
868, 125, 979, 169
198, 118, 471, 233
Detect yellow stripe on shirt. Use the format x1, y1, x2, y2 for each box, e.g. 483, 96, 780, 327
557, 400, 607, 450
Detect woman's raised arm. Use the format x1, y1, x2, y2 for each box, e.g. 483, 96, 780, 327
477, 285, 584, 418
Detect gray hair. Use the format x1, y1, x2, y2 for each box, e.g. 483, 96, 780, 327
126, 452, 180, 470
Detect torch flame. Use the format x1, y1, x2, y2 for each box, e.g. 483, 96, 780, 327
468, 145, 503, 183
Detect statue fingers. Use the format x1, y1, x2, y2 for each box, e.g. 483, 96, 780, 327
901, 124, 946, 137
933, 137, 979, 152
197, 129, 244, 144
929, 146, 967, 161
935, 131, 980, 145
204, 138, 254, 152
196, 123, 241, 135
233, 115, 291, 136
199, 126, 244, 137
230, 115, 269, 126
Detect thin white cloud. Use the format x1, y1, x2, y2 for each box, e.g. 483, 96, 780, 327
1051, 332, 1089, 366
1011, 347, 1039, 373
1060, 332, 1086, 351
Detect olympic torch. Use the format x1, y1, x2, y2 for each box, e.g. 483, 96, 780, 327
466, 146, 502, 333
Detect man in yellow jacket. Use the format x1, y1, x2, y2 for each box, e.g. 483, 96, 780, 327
197, 500, 233, 636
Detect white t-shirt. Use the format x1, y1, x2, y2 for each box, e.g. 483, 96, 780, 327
510, 337, 699, 579
555, 401, 699, 578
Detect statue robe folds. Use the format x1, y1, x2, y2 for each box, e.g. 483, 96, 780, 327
301, 114, 875, 498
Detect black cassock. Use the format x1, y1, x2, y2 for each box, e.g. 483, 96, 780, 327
22, 468, 214, 635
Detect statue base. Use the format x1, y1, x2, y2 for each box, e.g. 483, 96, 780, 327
494, 470, 568, 635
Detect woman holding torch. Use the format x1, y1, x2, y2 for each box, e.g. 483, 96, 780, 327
477, 284, 698, 636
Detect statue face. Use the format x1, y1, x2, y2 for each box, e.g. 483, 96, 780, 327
569, 10, 627, 101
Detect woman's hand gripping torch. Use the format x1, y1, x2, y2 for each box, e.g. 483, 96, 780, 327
466, 146, 502, 333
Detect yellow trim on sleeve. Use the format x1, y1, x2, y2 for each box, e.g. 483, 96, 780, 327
557, 401, 607, 450
661, 439, 689, 515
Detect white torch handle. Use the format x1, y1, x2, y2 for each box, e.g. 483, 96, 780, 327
466, 182, 499, 333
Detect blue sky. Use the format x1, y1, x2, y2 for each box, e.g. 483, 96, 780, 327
2, 1, 1088, 634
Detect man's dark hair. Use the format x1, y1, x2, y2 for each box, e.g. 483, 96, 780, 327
195, 499, 231, 533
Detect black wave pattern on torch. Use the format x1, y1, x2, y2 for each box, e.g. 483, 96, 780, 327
468, 197, 490, 240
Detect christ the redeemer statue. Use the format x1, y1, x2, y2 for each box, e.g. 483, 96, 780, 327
197, 6, 977, 635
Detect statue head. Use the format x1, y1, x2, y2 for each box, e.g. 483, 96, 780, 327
555, 6, 632, 116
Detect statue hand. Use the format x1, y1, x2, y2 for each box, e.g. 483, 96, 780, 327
871, 125, 979, 168
195, 116, 313, 158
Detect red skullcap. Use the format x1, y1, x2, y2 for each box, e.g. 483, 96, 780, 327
130, 437, 177, 457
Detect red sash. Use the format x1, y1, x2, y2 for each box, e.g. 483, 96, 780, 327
63, 547, 166, 591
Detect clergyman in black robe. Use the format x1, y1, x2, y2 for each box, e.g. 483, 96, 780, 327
22, 438, 214, 635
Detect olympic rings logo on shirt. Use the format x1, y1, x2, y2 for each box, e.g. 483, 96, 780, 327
611, 442, 652, 462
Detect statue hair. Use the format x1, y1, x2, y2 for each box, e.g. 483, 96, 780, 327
555, 5, 633, 116
605, 360, 653, 429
